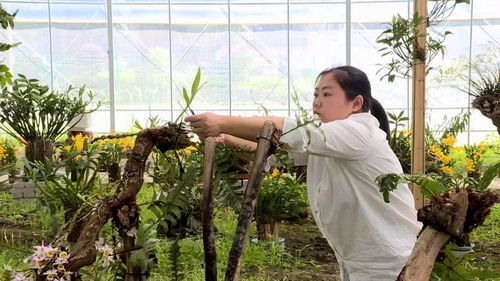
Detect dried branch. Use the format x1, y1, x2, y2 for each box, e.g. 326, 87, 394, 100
202, 139, 218, 281
225, 121, 280, 281
65, 124, 191, 272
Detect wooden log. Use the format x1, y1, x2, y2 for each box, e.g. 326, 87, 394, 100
202, 139, 218, 281
225, 121, 279, 281
65, 125, 191, 272
397, 227, 450, 281
398, 189, 469, 281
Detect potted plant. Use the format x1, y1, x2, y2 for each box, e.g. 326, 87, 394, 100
95, 135, 135, 182
0, 138, 19, 182
468, 68, 500, 134
377, 156, 500, 280
255, 168, 308, 242
0, 75, 100, 162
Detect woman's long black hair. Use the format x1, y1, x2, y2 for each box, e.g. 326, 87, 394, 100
317, 66, 391, 142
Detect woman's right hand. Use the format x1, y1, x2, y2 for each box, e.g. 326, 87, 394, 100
185, 112, 225, 139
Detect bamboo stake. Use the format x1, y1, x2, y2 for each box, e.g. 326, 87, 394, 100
202, 139, 218, 281
411, 0, 427, 209
225, 121, 279, 281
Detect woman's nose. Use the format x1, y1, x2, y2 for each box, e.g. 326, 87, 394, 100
313, 99, 321, 108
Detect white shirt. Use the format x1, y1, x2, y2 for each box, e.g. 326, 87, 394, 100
280, 113, 422, 281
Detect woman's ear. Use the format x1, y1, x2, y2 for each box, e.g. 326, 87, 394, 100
352, 95, 364, 113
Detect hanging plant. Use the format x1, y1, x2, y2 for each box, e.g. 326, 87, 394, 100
376, 0, 470, 82
468, 68, 500, 134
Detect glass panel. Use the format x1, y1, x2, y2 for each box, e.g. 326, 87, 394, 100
470, 109, 497, 131
172, 0, 226, 3
231, 4, 287, 113
426, 108, 465, 133
114, 0, 169, 3
352, 0, 407, 2
50, 3, 109, 102
113, 4, 169, 24
470, 0, 499, 138
112, 3, 170, 120
170, 4, 229, 117
427, 0, 470, 21
51, 0, 104, 3
1, 0, 47, 2
230, 0, 287, 4
290, 3, 346, 110
0, 3, 51, 84
426, 3, 471, 108
291, 0, 344, 3
352, 1, 409, 109
90, 110, 111, 133
473, 0, 500, 20
469, 132, 497, 145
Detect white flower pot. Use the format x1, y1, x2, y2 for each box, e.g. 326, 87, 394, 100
450, 243, 475, 259
69, 114, 92, 131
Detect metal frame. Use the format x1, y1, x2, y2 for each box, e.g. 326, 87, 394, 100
106, 0, 116, 130
47, 0, 54, 89
466, 0, 475, 143
4, 0, 497, 138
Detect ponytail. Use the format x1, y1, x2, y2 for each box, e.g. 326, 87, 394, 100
370, 98, 391, 142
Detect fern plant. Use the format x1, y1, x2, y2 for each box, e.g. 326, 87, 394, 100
168, 238, 184, 281
147, 156, 202, 238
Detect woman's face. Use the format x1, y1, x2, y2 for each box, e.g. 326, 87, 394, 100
313, 72, 360, 123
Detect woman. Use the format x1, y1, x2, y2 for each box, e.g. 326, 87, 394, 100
186, 66, 421, 281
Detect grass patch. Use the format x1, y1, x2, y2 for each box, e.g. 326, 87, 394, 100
472, 204, 500, 243
149, 208, 297, 281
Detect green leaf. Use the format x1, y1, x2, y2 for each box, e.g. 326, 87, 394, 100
182, 87, 189, 104
413, 177, 445, 197
171, 207, 181, 219
474, 161, 500, 192
191, 67, 201, 98
376, 173, 403, 203
467, 269, 500, 279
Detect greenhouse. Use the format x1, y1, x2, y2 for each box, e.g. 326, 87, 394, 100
0, 0, 499, 280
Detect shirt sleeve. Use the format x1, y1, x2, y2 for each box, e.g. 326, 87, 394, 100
279, 117, 309, 166
280, 117, 373, 160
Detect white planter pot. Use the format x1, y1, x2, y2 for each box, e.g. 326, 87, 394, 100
69, 114, 92, 131
450, 243, 475, 259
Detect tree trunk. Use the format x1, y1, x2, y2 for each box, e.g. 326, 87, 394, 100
257, 216, 278, 242
108, 162, 121, 182
25, 137, 54, 163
